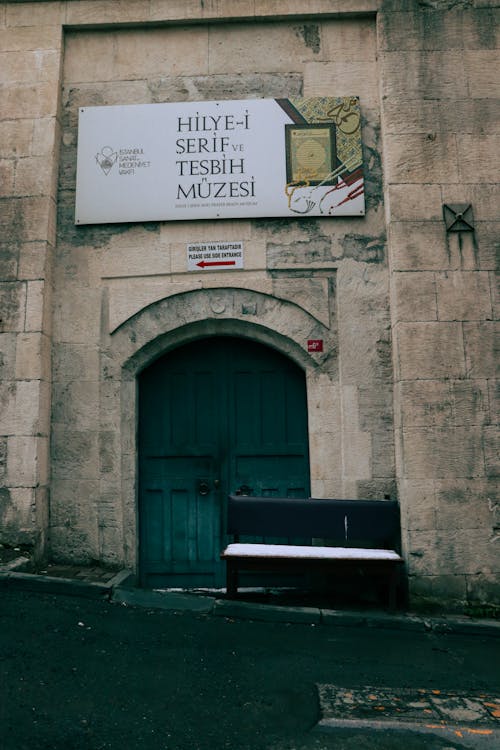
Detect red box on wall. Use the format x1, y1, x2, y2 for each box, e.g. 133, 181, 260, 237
307, 340, 323, 352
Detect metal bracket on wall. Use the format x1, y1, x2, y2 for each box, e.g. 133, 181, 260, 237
443, 203, 475, 233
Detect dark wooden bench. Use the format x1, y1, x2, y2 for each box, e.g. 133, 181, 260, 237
220, 495, 405, 610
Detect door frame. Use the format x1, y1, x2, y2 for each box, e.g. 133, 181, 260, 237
103, 288, 338, 575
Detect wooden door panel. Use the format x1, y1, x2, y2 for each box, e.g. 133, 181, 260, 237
139, 337, 310, 588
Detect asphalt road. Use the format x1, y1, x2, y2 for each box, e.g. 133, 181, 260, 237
0, 589, 498, 750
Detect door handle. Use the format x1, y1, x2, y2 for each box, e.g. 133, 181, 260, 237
198, 481, 210, 496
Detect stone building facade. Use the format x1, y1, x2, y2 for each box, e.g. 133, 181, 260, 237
0, 0, 498, 611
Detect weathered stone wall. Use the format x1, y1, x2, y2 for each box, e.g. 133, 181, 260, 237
52, 12, 391, 567
0, 1, 62, 557
380, 0, 499, 610
0, 0, 497, 611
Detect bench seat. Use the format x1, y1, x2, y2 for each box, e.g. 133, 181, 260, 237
223, 543, 402, 562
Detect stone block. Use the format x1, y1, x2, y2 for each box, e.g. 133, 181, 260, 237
52, 380, 99, 431
381, 51, 468, 101
0, 282, 26, 333
393, 272, 437, 322
0, 487, 34, 541
6, 2, 65, 27
384, 134, 459, 184
0, 25, 62, 53
457, 135, 500, 184
52, 342, 99, 382
267, 237, 336, 269
341, 388, 372, 479
436, 271, 492, 321
161, 218, 252, 245
149, 0, 253, 22
52, 286, 101, 344
272, 277, 330, 327
438, 98, 500, 135
484, 425, 500, 477
468, 184, 500, 222
408, 527, 494, 576
492, 270, 499, 319
309, 432, 342, 483
396, 322, 465, 380
465, 50, 500, 98
399, 479, 436, 532
462, 8, 500, 49
209, 22, 322, 76
0, 379, 50, 436
337, 260, 392, 386
0, 49, 60, 84
318, 17, 376, 61
0, 249, 18, 281
303, 61, 378, 106
378, 10, 463, 52
2, 82, 58, 120
25, 280, 49, 332
370, 427, 395, 478
434, 479, 499, 531
97, 240, 170, 281
18, 242, 50, 280
0, 333, 16, 379
402, 426, 485, 479
399, 379, 489, 429
66, 0, 152, 26
119, 26, 209, 79
409, 574, 467, 607
15, 332, 50, 380
6, 435, 42, 486
389, 222, 449, 271
253, 0, 378, 15
386, 185, 443, 222
464, 321, 498, 378
0, 160, 15, 197
382, 98, 439, 136
49, 524, 98, 565
51, 428, 99, 480
2, 196, 55, 243
0, 438, 6, 481
32, 117, 59, 157
99, 431, 119, 475
107, 277, 200, 333
466, 572, 500, 606
149, 72, 304, 105
49, 478, 99, 528
0, 381, 16, 434
14, 156, 57, 198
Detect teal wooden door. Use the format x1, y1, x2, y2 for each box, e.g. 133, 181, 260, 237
138, 337, 310, 588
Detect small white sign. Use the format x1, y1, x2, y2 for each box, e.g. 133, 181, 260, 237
187, 241, 244, 271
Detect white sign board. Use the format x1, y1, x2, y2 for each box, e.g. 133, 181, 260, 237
75, 97, 365, 224
187, 242, 244, 271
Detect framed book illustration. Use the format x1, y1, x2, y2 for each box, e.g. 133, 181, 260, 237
285, 124, 337, 186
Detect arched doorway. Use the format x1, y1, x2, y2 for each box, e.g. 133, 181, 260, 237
138, 336, 310, 588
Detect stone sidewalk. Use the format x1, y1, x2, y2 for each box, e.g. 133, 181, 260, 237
317, 684, 500, 746
1, 555, 499, 637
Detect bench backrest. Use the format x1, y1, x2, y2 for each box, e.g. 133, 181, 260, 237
226, 495, 401, 551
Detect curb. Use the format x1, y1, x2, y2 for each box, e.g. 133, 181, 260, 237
1, 567, 499, 636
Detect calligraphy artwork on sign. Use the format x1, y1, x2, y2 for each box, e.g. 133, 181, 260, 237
278, 96, 363, 217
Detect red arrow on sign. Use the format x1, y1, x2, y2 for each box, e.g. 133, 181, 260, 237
197, 260, 236, 268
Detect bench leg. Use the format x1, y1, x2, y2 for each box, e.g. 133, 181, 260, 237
226, 561, 238, 598
388, 568, 398, 612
